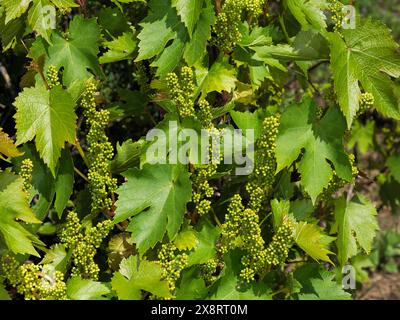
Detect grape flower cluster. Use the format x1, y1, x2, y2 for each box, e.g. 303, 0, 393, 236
319, 154, 359, 202
20, 158, 33, 193
59, 211, 113, 280
246, 114, 280, 212
158, 243, 188, 294
166, 67, 196, 119
46, 65, 61, 89
213, 0, 264, 52
329, 0, 344, 32
0, 256, 67, 300
80, 81, 117, 213
166, 66, 219, 217
358, 92, 374, 116
220, 195, 296, 282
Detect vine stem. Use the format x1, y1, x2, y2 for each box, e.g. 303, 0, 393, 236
211, 208, 222, 228
215, 0, 221, 14
259, 212, 272, 227
278, 15, 290, 43
74, 137, 89, 167
74, 167, 88, 182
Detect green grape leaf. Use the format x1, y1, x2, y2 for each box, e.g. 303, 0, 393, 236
14, 144, 56, 221
135, 0, 178, 61
0, 128, 23, 158
176, 267, 207, 300
0, 8, 26, 51
270, 199, 291, 230
2, 0, 32, 23
307, 274, 352, 300
14, 85, 76, 175
329, 20, 400, 127
27, 0, 54, 43
172, 0, 203, 37
275, 98, 352, 203
151, 27, 187, 78
136, 0, 191, 77
209, 251, 272, 300
66, 277, 110, 300
294, 221, 335, 263
174, 229, 198, 251
111, 256, 171, 300
386, 155, 400, 184
99, 32, 137, 64
230, 108, 269, 141
48, 15, 102, 85
290, 199, 314, 221
294, 264, 351, 300
285, 0, 328, 31
50, 0, 79, 9
54, 148, 74, 218
111, 139, 144, 174
183, 0, 215, 65
98, 7, 131, 38
0, 284, 10, 300
107, 89, 149, 121
196, 58, 237, 96
332, 195, 379, 266
115, 164, 192, 255
187, 218, 220, 266
40, 243, 70, 273
0, 171, 43, 256
348, 120, 375, 154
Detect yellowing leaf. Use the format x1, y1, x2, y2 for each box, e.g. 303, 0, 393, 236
0, 128, 23, 158
294, 221, 335, 263
174, 229, 198, 251
196, 58, 237, 96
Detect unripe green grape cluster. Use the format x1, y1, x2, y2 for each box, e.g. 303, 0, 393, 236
46, 65, 61, 89
201, 258, 219, 285
0, 256, 67, 300
358, 92, 374, 116
198, 99, 213, 129
265, 82, 284, 107
319, 154, 358, 202
246, 114, 280, 212
192, 122, 221, 217
264, 218, 295, 268
220, 195, 266, 282
81, 81, 117, 213
238, 208, 267, 282
158, 243, 188, 294
59, 212, 113, 280
329, 0, 344, 33
213, 0, 264, 52
220, 194, 245, 253
220, 195, 296, 282
166, 67, 215, 128
166, 67, 219, 217
192, 145, 218, 216
166, 67, 196, 119
20, 158, 33, 193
